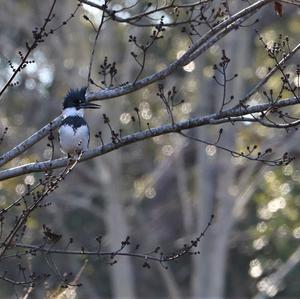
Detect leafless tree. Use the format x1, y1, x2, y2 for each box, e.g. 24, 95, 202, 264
1, 0, 300, 297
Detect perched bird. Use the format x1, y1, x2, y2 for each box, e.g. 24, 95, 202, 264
59, 87, 100, 157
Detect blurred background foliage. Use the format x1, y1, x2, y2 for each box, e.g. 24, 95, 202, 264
0, 0, 300, 298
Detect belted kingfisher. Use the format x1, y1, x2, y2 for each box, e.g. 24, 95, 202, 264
59, 87, 100, 156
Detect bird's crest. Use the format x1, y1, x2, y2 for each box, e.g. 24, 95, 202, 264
63, 87, 87, 109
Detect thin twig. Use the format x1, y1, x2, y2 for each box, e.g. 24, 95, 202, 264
234, 41, 300, 108
87, 9, 106, 88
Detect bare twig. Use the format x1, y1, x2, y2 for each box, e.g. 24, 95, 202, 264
234, 41, 300, 108
0, 0, 57, 98
87, 7, 106, 88
13, 214, 213, 264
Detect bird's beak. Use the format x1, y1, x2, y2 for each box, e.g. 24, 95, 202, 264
80, 102, 101, 109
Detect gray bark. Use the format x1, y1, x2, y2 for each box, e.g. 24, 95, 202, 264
191, 15, 251, 298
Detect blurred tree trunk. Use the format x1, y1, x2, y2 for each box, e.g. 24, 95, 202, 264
191, 56, 219, 298
175, 147, 194, 235
92, 21, 136, 299
95, 153, 136, 299
191, 20, 251, 298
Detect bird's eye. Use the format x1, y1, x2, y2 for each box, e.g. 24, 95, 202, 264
75, 100, 81, 110
76, 99, 85, 109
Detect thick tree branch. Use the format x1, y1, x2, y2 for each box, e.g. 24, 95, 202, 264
0, 116, 63, 167
86, 0, 273, 102
0, 1, 267, 168
0, 96, 299, 181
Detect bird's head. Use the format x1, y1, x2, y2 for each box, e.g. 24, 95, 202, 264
63, 87, 100, 117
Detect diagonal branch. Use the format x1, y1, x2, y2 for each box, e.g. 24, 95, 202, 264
0, 1, 267, 168
0, 0, 58, 99
0, 96, 299, 180
86, 0, 273, 102
0, 116, 63, 167
234, 41, 300, 108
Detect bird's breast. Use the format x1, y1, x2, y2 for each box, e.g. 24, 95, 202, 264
59, 123, 90, 155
